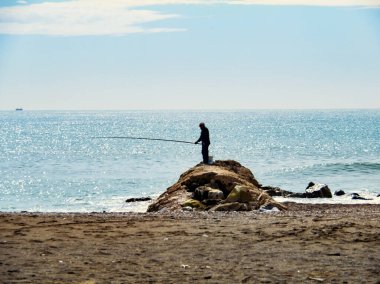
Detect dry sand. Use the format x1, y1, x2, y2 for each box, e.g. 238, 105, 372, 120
1, 203, 379, 283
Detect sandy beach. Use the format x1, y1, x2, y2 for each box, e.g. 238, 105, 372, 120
1, 203, 379, 283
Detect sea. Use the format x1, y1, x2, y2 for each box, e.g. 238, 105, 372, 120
1, 110, 379, 213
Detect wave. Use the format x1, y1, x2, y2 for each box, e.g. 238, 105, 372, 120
319, 162, 380, 174
278, 162, 380, 175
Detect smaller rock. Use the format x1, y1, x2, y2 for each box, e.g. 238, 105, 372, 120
351, 193, 372, 201
182, 199, 206, 209
377, 194, 380, 198
352, 196, 368, 200
125, 197, 151, 203
334, 190, 345, 196
261, 186, 292, 197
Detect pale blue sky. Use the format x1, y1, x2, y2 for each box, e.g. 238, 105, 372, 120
0, 0, 379, 110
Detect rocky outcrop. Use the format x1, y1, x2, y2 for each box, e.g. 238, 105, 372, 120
147, 160, 286, 212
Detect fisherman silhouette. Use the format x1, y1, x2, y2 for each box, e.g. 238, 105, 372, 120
195, 122, 210, 164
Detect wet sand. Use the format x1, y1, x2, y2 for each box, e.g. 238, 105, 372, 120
1, 203, 379, 283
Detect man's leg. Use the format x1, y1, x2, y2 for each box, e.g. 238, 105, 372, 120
202, 145, 209, 164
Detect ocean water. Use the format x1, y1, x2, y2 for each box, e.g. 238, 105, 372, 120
0, 110, 379, 212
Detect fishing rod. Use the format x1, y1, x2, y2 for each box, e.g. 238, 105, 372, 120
92, 136, 196, 145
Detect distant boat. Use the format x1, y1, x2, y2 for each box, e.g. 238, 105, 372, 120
15, 108, 23, 111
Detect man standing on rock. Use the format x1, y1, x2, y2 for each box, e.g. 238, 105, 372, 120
195, 122, 211, 164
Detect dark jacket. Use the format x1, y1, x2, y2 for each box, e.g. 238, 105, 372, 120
196, 127, 210, 146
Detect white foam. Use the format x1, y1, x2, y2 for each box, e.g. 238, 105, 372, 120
274, 192, 380, 205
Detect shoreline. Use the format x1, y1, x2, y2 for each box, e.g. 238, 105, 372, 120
1, 203, 379, 283
1, 195, 380, 214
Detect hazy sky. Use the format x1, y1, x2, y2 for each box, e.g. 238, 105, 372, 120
0, 0, 379, 110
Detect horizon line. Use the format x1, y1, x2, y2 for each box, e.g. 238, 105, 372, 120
2, 107, 380, 111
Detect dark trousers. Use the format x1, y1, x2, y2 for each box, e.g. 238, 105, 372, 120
202, 143, 209, 164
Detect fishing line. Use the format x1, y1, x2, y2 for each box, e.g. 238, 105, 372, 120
92, 136, 196, 145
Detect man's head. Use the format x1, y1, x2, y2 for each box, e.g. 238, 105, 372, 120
199, 122, 205, 129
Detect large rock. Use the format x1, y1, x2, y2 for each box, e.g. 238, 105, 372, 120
305, 182, 332, 198
225, 185, 254, 203
287, 182, 332, 198
147, 160, 286, 212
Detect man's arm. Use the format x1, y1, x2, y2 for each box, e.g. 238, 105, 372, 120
195, 131, 203, 144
